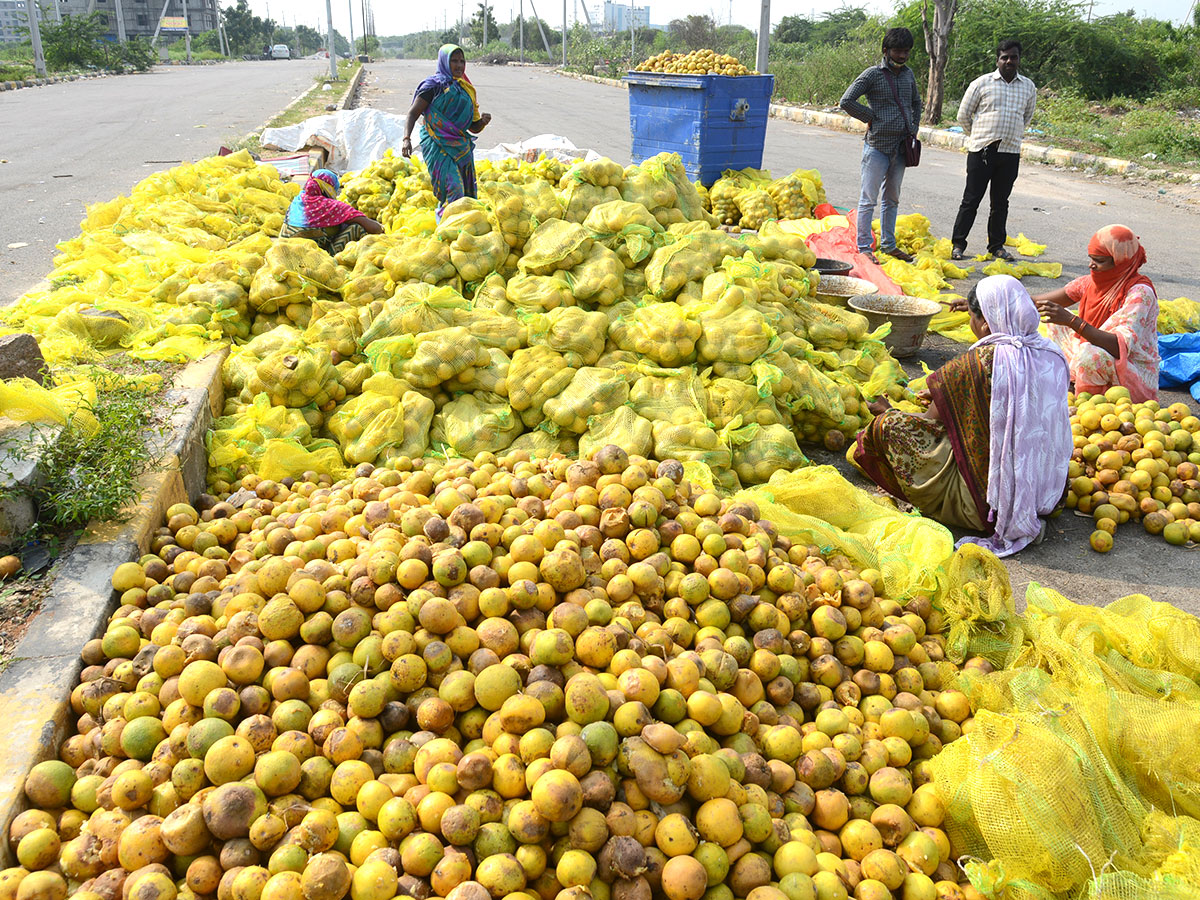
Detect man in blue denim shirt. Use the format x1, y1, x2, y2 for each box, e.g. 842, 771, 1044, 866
839, 28, 924, 264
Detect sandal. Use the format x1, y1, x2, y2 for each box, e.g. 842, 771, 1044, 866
991, 247, 1015, 261
860, 251, 879, 264
883, 248, 914, 263
951, 246, 967, 261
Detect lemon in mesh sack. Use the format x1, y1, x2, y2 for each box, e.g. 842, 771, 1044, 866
733, 187, 777, 231
709, 177, 741, 226
359, 283, 467, 346
612, 302, 701, 367
558, 242, 625, 307
52, 303, 143, 351
335, 360, 373, 394
383, 236, 457, 285
509, 424, 578, 458
508, 345, 576, 416
519, 219, 595, 275
249, 341, 343, 409
542, 366, 631, 434
471, 272, 511, 313
583, 199, 664, 268
432, 392, 523, 457
506, 272, 575, 312
750, 221, 819, 268
578, 405, 654, 460
304, 301, 367, 359
559, 181, 622, 224
765, 173, 811, 221
249, 239, 345, 314
645, 229, 742, 299
480, 180, 562, 252
456, 347, 510, 396
623, 267, 647, 299
729, 422, 810, 484
367, 326, 490, 390
660, 153, 714, 225
628, 364, 706, 424
696, 294, 775, 366
559, 158, 624, 189
342, 271, 395, 307
433, 196, 493, 240
326, 390, 406, 465
525, 306, 609, 368
336, 233, 398, 273
443, 307, 526, 354
194, 233, 272, 289
449, 228, 508, 283
620, 159, 677, 213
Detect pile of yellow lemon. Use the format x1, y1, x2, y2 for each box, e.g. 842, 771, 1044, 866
1066, 386, 1200, 551
634, 50, 754, 76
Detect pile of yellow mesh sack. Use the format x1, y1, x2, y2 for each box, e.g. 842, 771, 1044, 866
1159, 298, 1200, 334
930, 545, 1200, 900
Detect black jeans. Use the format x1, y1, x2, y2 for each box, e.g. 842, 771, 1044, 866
952, 141, 1020, 253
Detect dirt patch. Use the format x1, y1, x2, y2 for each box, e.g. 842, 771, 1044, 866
0, 532, 78, 674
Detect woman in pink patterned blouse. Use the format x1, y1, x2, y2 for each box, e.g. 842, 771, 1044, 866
1032, 225, 1159, 401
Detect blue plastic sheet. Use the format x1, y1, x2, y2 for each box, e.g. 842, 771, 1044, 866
1158, 332, 1200, 402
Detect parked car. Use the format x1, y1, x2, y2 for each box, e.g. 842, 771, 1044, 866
270, 44, 290, 59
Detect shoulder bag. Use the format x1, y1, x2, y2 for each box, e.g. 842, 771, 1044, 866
884, 68, 922, 167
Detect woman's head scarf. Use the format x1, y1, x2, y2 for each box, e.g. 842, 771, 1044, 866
1077, 225, 1155, 327
285, 169, 362, 229
959, 274, 1072, 557
414, 44, 479, 121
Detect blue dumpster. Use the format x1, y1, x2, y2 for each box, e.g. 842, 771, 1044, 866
625, 72, 775, 186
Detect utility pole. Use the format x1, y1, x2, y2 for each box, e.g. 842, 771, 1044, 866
113, 0, 127, 42
325, 0, 337, 77
519, 0, 524, 61
183, 1, 192, 62
630, 3, 635, 62
561, 0, 565, 68
23, 0, 46, 76
755, 0, 769, 75
483, 1, 488, 46
347, 0, 355, 56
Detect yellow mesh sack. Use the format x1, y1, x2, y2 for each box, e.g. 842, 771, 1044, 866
628, 365, 706, 424
621, 159, 677, 212
1158, 298, 1200, 335
393, 390, 435, 460
525, 307, 608, 368
578, 405, 654, 460
651, 419, 732, 477
508, 346, 576, 415
737, 466, 954, 601
457, 347, 510, 396
366, 326, 489, 390
733, 187, 776, 231
696, 293, 775, 365
342, 272, 395, 307
0, 377, 99, 436
304, 302, 367, 358
729, 422, 809, 485
660, 153, 711, 224
506, 273, 575, 312
326, 391, 406, 465
560, 158, 624, 189
559, 243, 625, 307
542, 366, 631, 434
248, 341, 342, 409
705, 377, 763, 430
480, 180, 562, 251
558, 181, 622, 224
249, 239, 345, 314
443, 307, 526, 354
432, 393, 522, 458
509, 424, 578, 458
450, 229, 508, 283
383, 236, 457, 284
519, 219, 594, 274
359, 284, 468, 346
257, 438, 348, 482
611, 303, 701, 368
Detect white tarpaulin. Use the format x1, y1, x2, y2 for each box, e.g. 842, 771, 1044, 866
261, 109, 602, 173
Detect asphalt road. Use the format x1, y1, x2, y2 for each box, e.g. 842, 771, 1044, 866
1, 60, 325, 306
367, 59, 1200, 612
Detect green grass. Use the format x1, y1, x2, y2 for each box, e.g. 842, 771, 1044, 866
1032, 93, 1200, 169
0, 62, 34, 81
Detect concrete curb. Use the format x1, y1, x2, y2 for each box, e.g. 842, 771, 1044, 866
0, 349, 227, 865
553, 68, 1200, 183
339, 63, 366, 110
0, 71, 110, 92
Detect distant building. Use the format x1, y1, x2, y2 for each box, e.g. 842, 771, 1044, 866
0, 0, 45, 44
592, 1, 649, 32
57, 0, 219, 41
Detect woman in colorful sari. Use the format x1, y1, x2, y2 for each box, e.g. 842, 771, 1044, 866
1032, 225, 1159, 402
854, 275, 1072, 556
279, 169, 383, 254
402, 44, 492, 215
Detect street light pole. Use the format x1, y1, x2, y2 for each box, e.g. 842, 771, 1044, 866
325, 0, 337, 77
755, 0, 769, 75
561, 0, 565, 68
113, 0, 127, 42
519, 0, 523, 62
23, 0, 46, 76
347, 0, 355, 57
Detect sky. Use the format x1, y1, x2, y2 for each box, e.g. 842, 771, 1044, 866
229, 0, 1195, 39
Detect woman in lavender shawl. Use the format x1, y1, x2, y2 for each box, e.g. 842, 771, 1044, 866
854, 275, 1072, 556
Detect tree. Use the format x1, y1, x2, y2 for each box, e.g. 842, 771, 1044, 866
774, 15, 814, 44
37, 12, 106, 68
221, 0, 275, 56
356, 35, 381, 54
920, 0, 958, 123
469, 2, 500, 48
668, 15, 717, 50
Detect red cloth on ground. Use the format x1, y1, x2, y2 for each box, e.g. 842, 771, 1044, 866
803, 210, 902, 295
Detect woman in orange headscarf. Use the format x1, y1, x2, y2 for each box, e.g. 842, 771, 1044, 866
1032, 225, 1159, 401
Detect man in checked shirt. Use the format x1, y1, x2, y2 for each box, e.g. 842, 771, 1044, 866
951, 40, 1037, 261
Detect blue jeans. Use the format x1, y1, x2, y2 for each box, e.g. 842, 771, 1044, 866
856, 144, 906, 253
